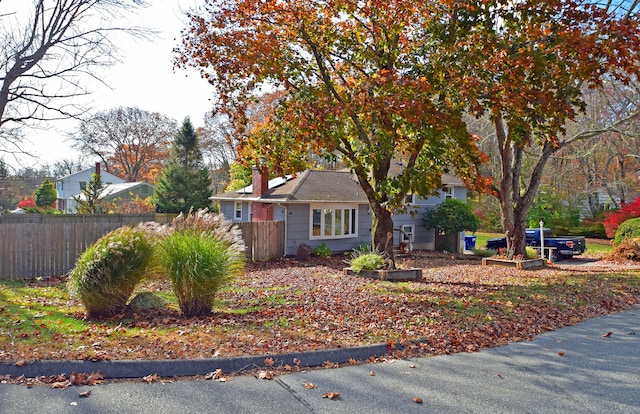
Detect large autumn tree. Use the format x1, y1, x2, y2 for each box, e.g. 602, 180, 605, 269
435, 0, 640, 257
177, 0, 488, 261
73, 107, 176, 183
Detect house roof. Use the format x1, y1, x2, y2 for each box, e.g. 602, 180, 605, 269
213, 170, 369, 204
213, 166, 466, 204
75, 182, 153, 201
100, 182, 153, 199
55, 166, 124, 184
389, 159, 464, 186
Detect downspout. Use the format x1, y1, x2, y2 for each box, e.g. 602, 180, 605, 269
277, 203, 288, 256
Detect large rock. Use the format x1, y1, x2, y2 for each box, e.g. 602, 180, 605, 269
127, 292, 169, 314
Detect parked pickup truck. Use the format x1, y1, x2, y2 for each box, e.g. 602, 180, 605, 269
486, 228, 586, 261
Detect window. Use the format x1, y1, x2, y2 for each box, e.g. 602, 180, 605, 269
404, 194, 415, 205
443, 186, 454, 199
310, 204, 357, 239
234, 202, 243, 220
141, 186, 148, 195
79, 181, 87, 191
400, 225, 414, 243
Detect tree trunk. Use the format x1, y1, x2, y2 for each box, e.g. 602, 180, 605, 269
371, 205, 396, 268
494, 114, 555, 259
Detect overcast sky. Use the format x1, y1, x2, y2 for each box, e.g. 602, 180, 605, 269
4, 0, 214, 169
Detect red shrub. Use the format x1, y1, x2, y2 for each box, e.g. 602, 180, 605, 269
603, 197, 640, 238
17, 198, 36, 209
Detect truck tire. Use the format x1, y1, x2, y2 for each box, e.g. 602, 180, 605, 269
551, 250, 560, 263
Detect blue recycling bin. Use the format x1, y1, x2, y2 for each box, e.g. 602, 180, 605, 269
464, 235, 476, 250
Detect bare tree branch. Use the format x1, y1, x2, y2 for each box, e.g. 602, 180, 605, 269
0, 0, 150, 152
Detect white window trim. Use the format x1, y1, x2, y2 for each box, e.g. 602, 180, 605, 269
400, 225, 414, 243
309, 203, 359, 240
443, 186, 454, 199
404, 194, 415, 205
234, 201, 243, 221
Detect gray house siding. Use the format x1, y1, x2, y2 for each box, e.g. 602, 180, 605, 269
393, 186, 468, 250
285, 203, 371, 256
220, 200, 251, 222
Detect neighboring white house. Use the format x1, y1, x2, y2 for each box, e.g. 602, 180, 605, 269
55, 164, 125, 213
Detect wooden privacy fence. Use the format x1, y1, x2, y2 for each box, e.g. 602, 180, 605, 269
237, 221, 285, 262
0, 214, 157, 280
0, 214, 284, 280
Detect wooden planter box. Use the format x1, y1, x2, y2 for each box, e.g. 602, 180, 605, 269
482, 257, 546, 270
344, 267, 423, 281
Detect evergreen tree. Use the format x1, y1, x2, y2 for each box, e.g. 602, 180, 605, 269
74, 173, 106, 214
34, 178, 57, 208
154, 117, 212, 213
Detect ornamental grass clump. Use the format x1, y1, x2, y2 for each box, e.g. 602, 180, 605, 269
68, 225, 155, 319
158, 209, 246, 317
158, 230, 245, 316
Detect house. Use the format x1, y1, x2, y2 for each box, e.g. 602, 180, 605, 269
212, 164, 468, 256
579, 188, 622, 219
55, 163, 125, 213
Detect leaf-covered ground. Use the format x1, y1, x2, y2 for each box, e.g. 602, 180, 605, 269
1, 251, 639, 363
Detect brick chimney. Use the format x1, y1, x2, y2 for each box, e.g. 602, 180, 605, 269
95, 162, 100, 178
252, 166, 268, 198
251, 165, 273, 221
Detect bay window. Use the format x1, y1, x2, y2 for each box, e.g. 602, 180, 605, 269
310, 204, 357, 239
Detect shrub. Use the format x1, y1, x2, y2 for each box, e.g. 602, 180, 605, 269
526, 246, 539, 259
603, 197, 640, 238
609, 237, 640, 261
350, 253, 385, 273
613, 217, 640, 245
296, 243, 312, 260
314, 242, 332, 257
472, 248, 495, 258
569, 222, 607, 239
348, 246, 385, 273
68, 225, 155, 319
424, 198, 479, 234
157, 230, 245, 317
17, 198, 36, 209
527, 191, 581, 231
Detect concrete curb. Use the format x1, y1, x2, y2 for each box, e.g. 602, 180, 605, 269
0, 343, 391, 379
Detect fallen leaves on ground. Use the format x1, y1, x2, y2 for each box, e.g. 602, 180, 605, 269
143, 373, 160, 384
255, 370, 274, 380
322, 392, 341, 400
204, 369, 225, 381
1, 252, 639, 367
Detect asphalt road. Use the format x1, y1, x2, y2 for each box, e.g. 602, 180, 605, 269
1, 305, 638, 414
